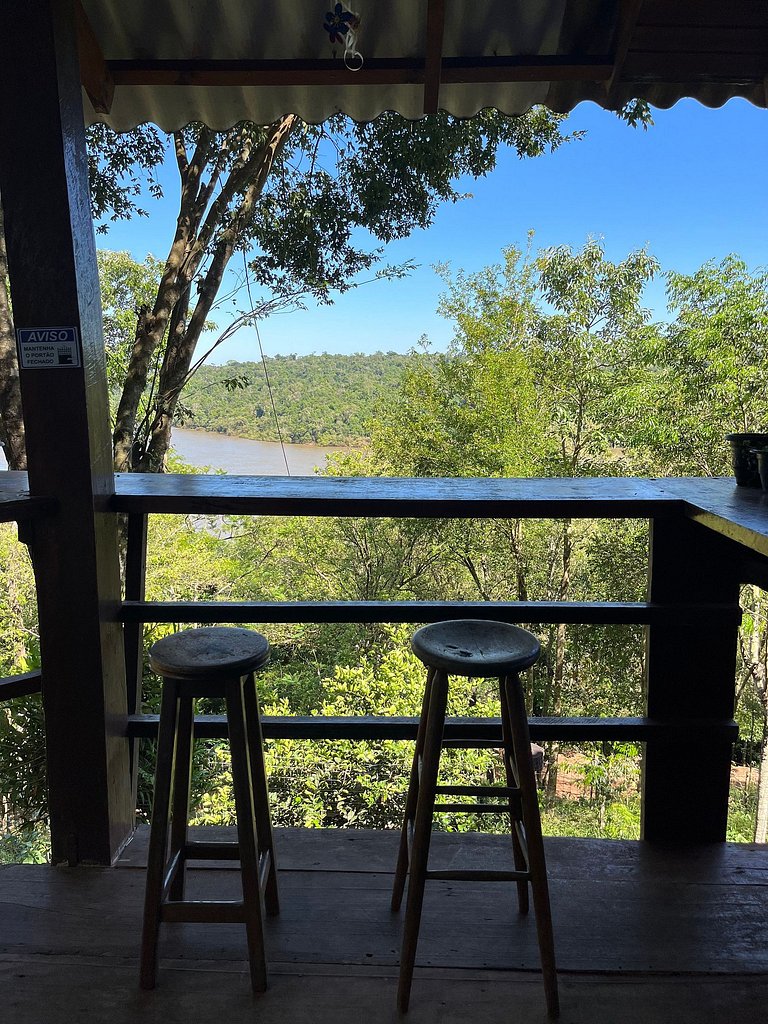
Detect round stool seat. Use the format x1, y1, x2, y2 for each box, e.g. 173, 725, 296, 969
412, 619, 540, 676
149, 626, 270, 679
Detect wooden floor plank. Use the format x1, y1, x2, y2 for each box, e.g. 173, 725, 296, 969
2, 830, 768, 976
120, 826, 768, 884
2, 961, 768, 1024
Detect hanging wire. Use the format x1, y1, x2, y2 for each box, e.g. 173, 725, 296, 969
242, 251, 291, 475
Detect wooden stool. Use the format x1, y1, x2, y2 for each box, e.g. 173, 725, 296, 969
139, 627, 279, 992
391, 619, 559, 1017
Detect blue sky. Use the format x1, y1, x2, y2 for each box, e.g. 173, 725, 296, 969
101, 98, 768, 362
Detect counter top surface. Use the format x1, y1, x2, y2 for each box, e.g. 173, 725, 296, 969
4, 471, 768, 558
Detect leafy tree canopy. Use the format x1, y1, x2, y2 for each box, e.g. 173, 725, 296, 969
374, 238, 660, 480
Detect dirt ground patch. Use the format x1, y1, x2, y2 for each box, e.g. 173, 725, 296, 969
730, 763, 759, 790
547, 752, 757, 801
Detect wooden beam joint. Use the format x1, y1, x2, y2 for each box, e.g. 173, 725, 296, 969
606, 0, 644, 102
75, 0, 114, 114
423, 0, 446, 115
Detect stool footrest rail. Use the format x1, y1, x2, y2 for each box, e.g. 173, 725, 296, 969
434, 784, 520, 798
160, 901, 246, 925
434, 803, 518, 814
183, 841, 240, 860
425, 869, 532, 882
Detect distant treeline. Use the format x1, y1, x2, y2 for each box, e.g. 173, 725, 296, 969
181, 352, 419, 444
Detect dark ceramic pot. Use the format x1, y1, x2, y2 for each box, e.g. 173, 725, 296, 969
753, 449, 768, 491
726, 433, 768, 487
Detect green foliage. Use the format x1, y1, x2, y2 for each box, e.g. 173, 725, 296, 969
373, 239, 660, 482
626, 255, 768, 475
0, 526, 47, 862
0, 693, 47, 862
616, 99, 654, 131
364, 240, 659, 735
576, 742, 641, 830
727, 779, 758, 843
98, 250, 165, 397
540, 797, 641, 840
340, 109, 576, 250
532, 240, 660, 476
87, 124, 166, 230
156, 109, 573, 303
372, 344, 542, 478
259, 627, 531, 831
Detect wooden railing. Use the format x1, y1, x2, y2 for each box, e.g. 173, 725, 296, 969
0, 669, 42, 702
113, 473, 759, 844
1, 472, 761, 846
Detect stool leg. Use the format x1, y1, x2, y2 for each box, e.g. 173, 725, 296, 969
499, 677, 529, 915
227, 677, 269, 993
243, 670, 279, 917
168, 694, 194, 902
392, 666, 435, 912
505, 673, 559, 1019
397, 668, 448, 1014
140, 680, 181, 990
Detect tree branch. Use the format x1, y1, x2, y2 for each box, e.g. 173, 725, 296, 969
0, 199, 26, 469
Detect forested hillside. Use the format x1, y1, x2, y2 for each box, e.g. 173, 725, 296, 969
181, 352, 418, 444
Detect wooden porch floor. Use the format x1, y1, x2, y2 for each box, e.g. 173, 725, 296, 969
2, 828, 768, 1023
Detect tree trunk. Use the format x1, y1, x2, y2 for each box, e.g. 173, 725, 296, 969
115, 116, 296, 473
551, 518, 572, 712
544, 518, 573, 799
112, 128, 220, 471
508, 519, 528, 602
742, 585, 768, 842
0, 201, 26, 469
755, 715, 768, 843
112, 250, 196, 471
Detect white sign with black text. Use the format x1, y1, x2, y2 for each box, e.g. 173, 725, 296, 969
16, 327, 81, 369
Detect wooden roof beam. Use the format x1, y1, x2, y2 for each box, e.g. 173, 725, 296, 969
108, 55, 614, 89
74, 0, 114, 114
606, 0, 644, 103
423, 0, 446, 115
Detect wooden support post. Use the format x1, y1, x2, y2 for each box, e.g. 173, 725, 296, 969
124, 512, 148, 803
0, 0, 132, 863
124, 513, 148, 719
643, 516, 742, 843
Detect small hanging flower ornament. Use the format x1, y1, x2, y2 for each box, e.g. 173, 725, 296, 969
323, 4, 363, 70
324, 3, 354, 45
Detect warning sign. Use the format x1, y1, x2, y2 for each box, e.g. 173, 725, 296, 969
17, 327, 81, 369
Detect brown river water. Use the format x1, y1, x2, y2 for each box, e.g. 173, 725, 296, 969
0, 427, 350, 474
170, 427, 349, 475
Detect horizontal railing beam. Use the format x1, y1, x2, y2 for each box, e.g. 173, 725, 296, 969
0, 478, 56, 525
0, 669, 42, 701
126, 713, 738, 745
120, 600, 743, 627
112, 473, 687, 519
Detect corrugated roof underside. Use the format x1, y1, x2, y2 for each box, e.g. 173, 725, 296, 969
81, 0, 768, 131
